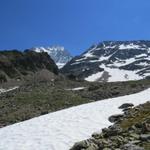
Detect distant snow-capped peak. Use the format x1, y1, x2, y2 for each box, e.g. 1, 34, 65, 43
32, 46, 73, 68
61, 40, 150, 82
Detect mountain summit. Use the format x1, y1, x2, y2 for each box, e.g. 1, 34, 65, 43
61, 40, 150, 82
31, 46, 73, 68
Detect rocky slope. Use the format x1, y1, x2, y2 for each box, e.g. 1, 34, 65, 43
0, 50, 58, 83
70, 101, 150, 150
1, 76, 150, 128
61, 41, 150, 82
31, 46, 73, 68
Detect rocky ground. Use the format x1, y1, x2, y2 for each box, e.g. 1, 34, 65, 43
1, 76, 150, 128
70, 102, 150, 150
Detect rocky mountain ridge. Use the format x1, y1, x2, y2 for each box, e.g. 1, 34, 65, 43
61, 41, 150, 82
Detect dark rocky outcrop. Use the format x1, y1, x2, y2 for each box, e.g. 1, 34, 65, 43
0, 50, 58, 82
119, 103, 134, 109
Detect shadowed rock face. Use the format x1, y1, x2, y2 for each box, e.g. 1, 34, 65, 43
61, 40, 150, 82
0, 50, 58, 82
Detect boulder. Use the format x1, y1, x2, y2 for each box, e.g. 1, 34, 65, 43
108, 114, 124, 123
119, 103, 134, 109
102, 125, 122, 137
70, 140, 89, 150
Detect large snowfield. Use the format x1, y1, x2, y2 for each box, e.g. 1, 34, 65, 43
0, 88, 150, 150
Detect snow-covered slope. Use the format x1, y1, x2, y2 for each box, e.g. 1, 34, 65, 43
61, 41, 150, 82
0, 88, 150, 150
32, 46, 73, 68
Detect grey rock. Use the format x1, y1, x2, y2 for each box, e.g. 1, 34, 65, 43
140, 134, 150, 141
70, 139, 96, 150
108, 114, 124, 123
119, 103, 134, 109
121, 143, 144, 150
102, 125, 122, 137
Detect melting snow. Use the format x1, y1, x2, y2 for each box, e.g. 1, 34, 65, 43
56, 63, 66, 69
102, 66, 143, 82
137, 62, 149, 66
0, 89, 150, 150
66, 87, 86, 91
85, 72, 104, 82
0, 86, 19, 94
103, 45, 116, 49
135, 53, 148, 58
119, 44, 142, 50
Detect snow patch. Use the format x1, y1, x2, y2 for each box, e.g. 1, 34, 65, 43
103, 45, 116, 49
85, 72, 104, 82
66, 87, 86, 91
56, 63, 65, 69
101, 64, 143, 82
85, 64, 143, 82
0, 86, 19, 94
119, 44, 142, 50
135, 53, 147, 58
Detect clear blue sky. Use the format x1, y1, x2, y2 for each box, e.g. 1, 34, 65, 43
0, 0, 150, 55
